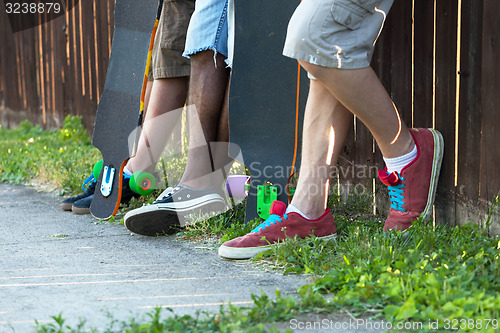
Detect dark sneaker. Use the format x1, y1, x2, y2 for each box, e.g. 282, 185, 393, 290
61, 181, 96, 211
72, 194, 94, 215
121, 176, 142, 203
218, 201, 337, 259
378, 128, 444, 231
71, 176, 140, 215
124, 184, 227, 236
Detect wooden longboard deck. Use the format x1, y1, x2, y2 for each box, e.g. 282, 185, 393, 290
90, 0, 157, 219
228, 0, 308, 222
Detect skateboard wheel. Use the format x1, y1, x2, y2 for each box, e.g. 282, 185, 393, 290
130, 171, 156, 196
225, 175, 250, 199
93, 160, 103, 180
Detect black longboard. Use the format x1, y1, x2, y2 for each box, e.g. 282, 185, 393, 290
229, 0, 309, 222
90, 0, 157, 219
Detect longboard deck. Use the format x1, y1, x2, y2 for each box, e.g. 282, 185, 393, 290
229, 0, 308, 222
90, 0, 158, 219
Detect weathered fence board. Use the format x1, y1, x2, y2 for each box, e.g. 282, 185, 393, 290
0, 0, 114, 131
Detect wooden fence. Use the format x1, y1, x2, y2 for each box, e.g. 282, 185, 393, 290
0, 0, 115, 131
342, 0, 499, 232
0, 0, 498, 231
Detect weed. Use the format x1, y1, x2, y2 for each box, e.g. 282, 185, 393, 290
35, 314, 89, 333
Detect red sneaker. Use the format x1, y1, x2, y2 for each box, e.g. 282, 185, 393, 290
378, 128, 444, 231
218, 201, 337, 259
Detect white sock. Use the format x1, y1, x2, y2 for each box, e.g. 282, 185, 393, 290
123, 166, 133, 177
285, 203, 310, 220
383, 144, 417, 174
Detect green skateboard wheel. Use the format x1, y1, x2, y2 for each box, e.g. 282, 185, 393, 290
93, 160, 103, 180
130, 171, 156, 196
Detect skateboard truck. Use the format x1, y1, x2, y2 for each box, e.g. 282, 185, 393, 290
100, 165, 115, 197
226, 177, 278, 219
257, 183, 278, 220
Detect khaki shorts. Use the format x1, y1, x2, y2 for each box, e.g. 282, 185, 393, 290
149, 0, 195, 80
283, 0, 393, 69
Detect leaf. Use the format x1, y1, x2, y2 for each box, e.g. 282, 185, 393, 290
343, 255, 350, 266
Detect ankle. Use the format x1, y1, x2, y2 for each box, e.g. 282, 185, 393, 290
383, 144, 417, 174
288, 200, 325, 220
381, 130, 415, 159
285, 203, 311, 219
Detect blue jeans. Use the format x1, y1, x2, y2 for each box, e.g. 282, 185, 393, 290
183, 0, 234, 67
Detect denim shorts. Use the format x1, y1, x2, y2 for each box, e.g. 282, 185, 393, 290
149, 0, 195, 80
283, 0, 394, 69
183, 0, 234, 67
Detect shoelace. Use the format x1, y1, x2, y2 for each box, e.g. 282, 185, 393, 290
81, 174, 96, 191
388, 175, 406, 212
252, 213, 288, 233
155, 186, 181, 202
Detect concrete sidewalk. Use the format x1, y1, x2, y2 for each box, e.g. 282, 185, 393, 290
0, 183, 308, 332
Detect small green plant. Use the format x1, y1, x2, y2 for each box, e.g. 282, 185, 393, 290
56, 116, 91, 145
35, 313, 88, 333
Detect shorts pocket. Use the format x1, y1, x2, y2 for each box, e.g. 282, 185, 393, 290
331, 0, 382, 30
160, 0, 195, 50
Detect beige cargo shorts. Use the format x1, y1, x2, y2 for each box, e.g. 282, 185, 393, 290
283, 0, 394, 69
149, 0, 195, 80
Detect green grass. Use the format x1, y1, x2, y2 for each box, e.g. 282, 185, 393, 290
1, 118, 499, 332
175, 202, 500, 332
0, 116, 100, 195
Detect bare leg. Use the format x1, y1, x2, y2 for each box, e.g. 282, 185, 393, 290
127, 76, 189, 174
290, 79, 352, 219
143, 80, 154, 113
215, 76, 230, 143
180, 51, 231, 188
210, 78, 234, 177
299, 63, 414, 159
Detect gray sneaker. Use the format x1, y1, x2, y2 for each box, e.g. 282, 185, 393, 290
124, 185, 227, 236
